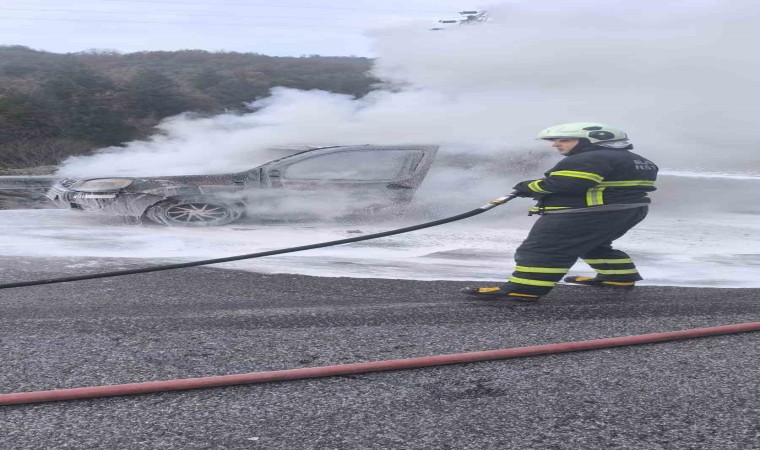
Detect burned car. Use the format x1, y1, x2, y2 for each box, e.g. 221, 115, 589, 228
46, 145, 438, 226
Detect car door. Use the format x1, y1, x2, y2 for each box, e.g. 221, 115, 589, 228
255, 144, 438, 214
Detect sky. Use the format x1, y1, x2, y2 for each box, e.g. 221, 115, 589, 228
0, 0, 490, 56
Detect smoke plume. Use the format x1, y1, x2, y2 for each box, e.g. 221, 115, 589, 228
57, 0, 759, 217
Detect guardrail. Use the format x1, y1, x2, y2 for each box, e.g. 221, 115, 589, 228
0, 176, 59, 189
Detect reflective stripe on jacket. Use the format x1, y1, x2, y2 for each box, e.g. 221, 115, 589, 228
519, 146, 658, 213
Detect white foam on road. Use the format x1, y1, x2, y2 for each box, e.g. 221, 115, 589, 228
2, 205, 758, 288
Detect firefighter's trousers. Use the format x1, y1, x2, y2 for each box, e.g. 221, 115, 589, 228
500, 206, 648, 296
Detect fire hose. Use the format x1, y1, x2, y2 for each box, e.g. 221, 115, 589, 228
2, 322, 758, 406
0, 193, 519, 289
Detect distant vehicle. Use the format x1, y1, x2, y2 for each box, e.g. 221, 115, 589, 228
46, 145, 439, 226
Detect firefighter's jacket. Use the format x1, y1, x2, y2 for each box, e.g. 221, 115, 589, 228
513, 145, 658, 214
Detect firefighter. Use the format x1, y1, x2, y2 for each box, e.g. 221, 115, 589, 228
463, 122, 658, 302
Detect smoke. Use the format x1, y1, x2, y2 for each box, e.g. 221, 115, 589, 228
57, 0, 759, 218
370, 0, 759, 170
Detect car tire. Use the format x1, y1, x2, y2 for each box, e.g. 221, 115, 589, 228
144, 197, 245, 227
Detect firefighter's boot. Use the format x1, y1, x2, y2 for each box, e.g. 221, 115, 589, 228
563, 276, 635, 289
461, 286, 541, 302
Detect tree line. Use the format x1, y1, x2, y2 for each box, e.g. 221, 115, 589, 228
0, 45, 378, 169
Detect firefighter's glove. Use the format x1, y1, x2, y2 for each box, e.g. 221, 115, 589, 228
512, 180, 544, 198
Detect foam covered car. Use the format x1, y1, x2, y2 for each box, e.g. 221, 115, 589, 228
46, 145, 438, 226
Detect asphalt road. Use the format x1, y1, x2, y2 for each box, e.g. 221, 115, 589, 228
0, 256, 758, 449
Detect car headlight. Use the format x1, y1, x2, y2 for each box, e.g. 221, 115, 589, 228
73, 178, 134, 192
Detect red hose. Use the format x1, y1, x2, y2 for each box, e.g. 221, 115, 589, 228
2, 321, 758, 406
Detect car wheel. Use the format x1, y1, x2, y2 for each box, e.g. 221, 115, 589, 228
144, 197, 245, 226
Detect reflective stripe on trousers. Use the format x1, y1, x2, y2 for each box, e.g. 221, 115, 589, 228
499, 207, 648, 296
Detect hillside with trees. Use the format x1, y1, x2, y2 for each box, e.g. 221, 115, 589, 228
0, 45, 378, 170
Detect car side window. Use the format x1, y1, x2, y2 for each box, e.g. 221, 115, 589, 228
282, 150, 422, 181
